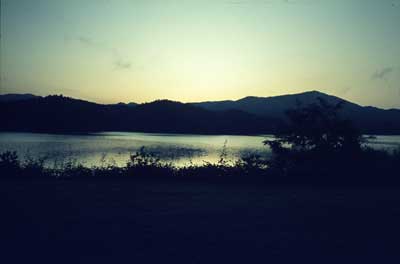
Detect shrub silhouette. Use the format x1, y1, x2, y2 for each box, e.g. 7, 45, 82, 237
0, 151, 20, 178
235, 153, 268, 177
264, 98, 365, 178
0, 134, 398, 182
126, 147, 174, 178
0, 151, 49, 178
266, 98, 362, 151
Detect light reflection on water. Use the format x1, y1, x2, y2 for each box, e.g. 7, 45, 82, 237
0, 132, 399, 168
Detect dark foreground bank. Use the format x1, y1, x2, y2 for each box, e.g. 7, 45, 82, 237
3, 179, 400, 263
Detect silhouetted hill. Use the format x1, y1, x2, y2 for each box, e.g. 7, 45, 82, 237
0, 93, 41, 102
0, 95, 275, 134
127, 100, 275, 134
110, 102, 138, 107
1, 91, 399, 134
0, 95, 117, 132
192, 91, 400, 134
193, 91, 353, 117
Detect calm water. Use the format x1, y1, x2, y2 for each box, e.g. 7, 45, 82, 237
0, 132, 399, 167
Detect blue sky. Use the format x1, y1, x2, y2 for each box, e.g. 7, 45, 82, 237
1, 0, 399, 108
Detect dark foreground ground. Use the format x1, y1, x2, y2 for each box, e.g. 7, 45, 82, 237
2, 179, 400, 263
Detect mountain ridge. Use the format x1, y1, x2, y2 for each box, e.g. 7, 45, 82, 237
0, 93, 40, 102
1, 90, 398, 110
1, 91, 399, 134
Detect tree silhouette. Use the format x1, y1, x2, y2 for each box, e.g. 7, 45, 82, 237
264, 98, 363, 176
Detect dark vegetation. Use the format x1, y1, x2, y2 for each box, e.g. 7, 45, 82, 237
1, 99, 399, 184
0, 93, 39, 102
5, 175, 400, 262
3, 98, 400, 263
0, 95, 275, 134
1, 91, 400, 134
194, 91, 400, 134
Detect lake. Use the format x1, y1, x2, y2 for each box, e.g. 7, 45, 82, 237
0, 132, 399, 168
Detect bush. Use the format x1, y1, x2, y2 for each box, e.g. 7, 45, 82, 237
21, 155, 49, 178
236, 153, 268, 177
126, 147, 174, 178
264, 98, 365, 179
0, 151, 20, 178
0, 139, 399, 183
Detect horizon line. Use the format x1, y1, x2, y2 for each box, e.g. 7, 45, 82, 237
2, 90, 400, 110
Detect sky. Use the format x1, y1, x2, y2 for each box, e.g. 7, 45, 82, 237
0, 0, 400, 108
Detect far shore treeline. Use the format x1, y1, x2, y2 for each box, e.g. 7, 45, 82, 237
1, 98, 399, 183
1, 91, 400, 134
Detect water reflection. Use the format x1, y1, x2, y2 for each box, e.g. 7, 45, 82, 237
0, 132, 398, 167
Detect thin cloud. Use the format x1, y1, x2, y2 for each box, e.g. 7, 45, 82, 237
77, 36, 97, 46
75, 35, 133, 71
76, 36, 109, 52
371, 67, 400, 97
372, 67, 394, 80
225, 0, 269, 5
339, 87, 351, 95
114, 59, 132, 70
225, 0, 310, 5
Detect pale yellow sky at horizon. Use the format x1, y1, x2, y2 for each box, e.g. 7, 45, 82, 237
1, 0, 399, 108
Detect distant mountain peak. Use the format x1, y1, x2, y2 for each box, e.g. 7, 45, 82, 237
299, 90, 338, 98
1, 91, 400, 134
144, 99, 183, 105
192, 90, 363, 118
238, 90, 330, 101
0, 93, 40, 102
238, 96, 261, 101
303, 90, 323, 94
